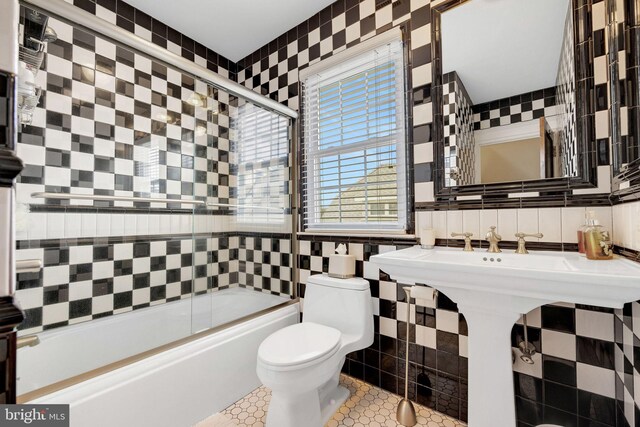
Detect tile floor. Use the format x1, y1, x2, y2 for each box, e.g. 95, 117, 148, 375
196, 374, 466, 427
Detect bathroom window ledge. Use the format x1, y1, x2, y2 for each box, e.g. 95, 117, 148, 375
298, 230, 415, 240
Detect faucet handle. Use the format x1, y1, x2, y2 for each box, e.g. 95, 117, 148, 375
515, 232, 543, 239
451, 232, 474, 252
514, 232, 543, 254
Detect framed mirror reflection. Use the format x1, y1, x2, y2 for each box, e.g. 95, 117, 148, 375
431, 0, 597, 198
612, 0, 640, 199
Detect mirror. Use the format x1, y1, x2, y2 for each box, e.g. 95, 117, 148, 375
432, 0, 596, 196
612, 0, 640, 193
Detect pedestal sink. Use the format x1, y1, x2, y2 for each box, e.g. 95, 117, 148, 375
370, 246, 640, 427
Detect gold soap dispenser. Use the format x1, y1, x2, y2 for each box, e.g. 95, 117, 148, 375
584, 217, 613, 260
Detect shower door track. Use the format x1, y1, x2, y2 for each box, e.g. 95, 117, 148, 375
20, 0, 298, 120
17, 298, 300, 403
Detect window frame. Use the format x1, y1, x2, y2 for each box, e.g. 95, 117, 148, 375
300, 29, 410, 234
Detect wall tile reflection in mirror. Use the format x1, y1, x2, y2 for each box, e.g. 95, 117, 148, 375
441, 0, 576, 187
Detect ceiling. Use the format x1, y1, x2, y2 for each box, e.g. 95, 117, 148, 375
442, 0, 571, 105
124, 0, 336, 62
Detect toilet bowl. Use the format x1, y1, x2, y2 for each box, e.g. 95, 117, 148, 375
257, 274, 374, 427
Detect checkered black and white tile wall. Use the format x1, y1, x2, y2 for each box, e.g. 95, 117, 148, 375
16, 14, 235, 208
442, 71, 475, 187
471, 87, 558, 132
612, 200, 640, 426
13, 3, 295, 334
236, 0, 613, 204
235, 0, 627, 425
557, 3, 578, 178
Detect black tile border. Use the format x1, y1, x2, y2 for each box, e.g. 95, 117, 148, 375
15, 230, 291, 250
416, 193, 612, 210
430, 0, 599, 204
29, 203, 234, 216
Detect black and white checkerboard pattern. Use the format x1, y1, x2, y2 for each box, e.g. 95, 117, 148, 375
442, 72, 475, 187
234, 0, 622, 423
14, 3, 295, 334
616, 301, 640, 427
16, 15, 235, 209
235, 0, 612, 206
237, 234, 293, 297
298, 238, 619, 425
15, 233, 236, 334
471, 87, 558, 131
557, 4, 578, 178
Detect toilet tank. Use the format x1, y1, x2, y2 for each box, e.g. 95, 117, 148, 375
303, 274, 373, 347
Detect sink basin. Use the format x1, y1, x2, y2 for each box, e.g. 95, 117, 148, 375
372, 246, 640, 309
370, 245, 640, 427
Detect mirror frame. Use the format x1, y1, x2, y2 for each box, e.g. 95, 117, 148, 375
611, 0, 640, 200
430, 0, 597, 200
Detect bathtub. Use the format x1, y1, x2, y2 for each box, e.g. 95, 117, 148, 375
18, 288, 298, 427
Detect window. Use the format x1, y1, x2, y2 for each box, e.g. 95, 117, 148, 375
301, 30, 407, 232
236, 102, 289, 224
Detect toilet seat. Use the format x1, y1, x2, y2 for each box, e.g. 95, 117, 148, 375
258, 322, 341, 370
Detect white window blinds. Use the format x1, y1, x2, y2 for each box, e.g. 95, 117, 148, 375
301, 32, 407, 231
236, 102, 289, 224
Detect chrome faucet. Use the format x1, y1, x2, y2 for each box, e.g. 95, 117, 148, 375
485, 226, 502, 253
451, 232, 474, 252
515, 232, 544, 254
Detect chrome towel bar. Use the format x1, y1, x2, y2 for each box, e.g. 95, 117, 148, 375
16, 259, 42, 274
31, 192, 285, 212
31, 192, 206, 206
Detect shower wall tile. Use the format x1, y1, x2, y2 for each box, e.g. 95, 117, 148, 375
17, 15, 235, 214
15, 233, 233, 335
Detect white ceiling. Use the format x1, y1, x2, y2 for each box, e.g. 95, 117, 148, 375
442, 0, 571, 105
124, 0, 336, 62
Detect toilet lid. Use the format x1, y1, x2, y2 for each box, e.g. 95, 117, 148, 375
258, 322, 341, 368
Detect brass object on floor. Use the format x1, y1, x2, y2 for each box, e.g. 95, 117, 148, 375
397, 287, 417, 427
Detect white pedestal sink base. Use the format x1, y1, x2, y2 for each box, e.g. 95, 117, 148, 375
460, 305, 522, 427
370, 246, 640, 427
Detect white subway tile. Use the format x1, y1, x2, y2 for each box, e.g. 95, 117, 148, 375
561, 207, 586, 243
497, 209, 517, 241
446, 210, 463, 238
28, 213, 47, 240
432, 211, 447, 239
46, 213, 65, 239
538, 208, 562, 243
64, 213, 82, 239
516, 209, 539, 238
124, 215, 137, 236
462, 210, 481, 240
111, 214, 126, 237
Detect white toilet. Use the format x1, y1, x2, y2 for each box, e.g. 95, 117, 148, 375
256, 274, 374, 427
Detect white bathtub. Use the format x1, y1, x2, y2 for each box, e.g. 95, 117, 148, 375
18, 288, 298, 427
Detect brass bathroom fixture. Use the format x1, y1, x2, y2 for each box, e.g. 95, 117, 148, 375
485, 226, 502, 253
514, 232, 544, 254
16, 335, 40, 349
397, 287, 417, 427
451, 232, 474, 251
